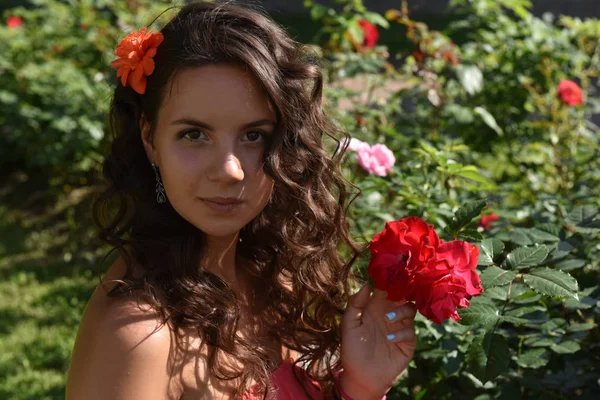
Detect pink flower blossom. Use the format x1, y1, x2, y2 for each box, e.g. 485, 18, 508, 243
356, 143, 395, 176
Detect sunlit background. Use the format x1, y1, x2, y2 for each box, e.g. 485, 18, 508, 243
1, 0, 599, 399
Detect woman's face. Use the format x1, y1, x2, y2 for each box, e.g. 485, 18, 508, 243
141, 64, 276, 239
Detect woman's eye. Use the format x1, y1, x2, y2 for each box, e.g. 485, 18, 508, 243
244, 130, 266, 143
180, 129, 207, 142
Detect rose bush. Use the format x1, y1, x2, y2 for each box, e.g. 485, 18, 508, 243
306, 0, 599, 398
0, 0, 174, 189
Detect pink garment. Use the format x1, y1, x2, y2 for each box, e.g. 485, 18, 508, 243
242, 358, 386, 400
242, 358, 323, 399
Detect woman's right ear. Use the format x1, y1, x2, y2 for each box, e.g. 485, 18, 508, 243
139, 113, 156, 164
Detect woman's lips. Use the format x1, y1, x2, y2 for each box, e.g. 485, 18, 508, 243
200, 199, 243, 212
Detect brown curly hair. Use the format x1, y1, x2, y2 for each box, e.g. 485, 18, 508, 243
92, 0, 363, 397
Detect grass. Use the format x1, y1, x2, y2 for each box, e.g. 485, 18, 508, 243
0, 170, 109, 399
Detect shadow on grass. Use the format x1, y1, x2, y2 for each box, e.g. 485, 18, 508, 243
0, 308, 28, 335
0, 169, 109, 278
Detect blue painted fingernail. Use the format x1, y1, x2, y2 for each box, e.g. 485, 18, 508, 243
386, 333, 395, 341
385, 311, 396, 321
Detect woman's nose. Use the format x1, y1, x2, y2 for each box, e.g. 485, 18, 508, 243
206, 152, 244, 183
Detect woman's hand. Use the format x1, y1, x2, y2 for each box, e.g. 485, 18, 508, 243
339, 283, 417, 399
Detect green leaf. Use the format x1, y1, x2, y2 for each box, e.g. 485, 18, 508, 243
578, 219, 600, 230
451, 199, 487, 232
309, 4, 329, 20
506, 245, 548, 270
564, 296, 594, 310
457, 302, 500, 326
467, 332, 510, 382
474, 106, 503, 136
505, 305, 546, 317
567, 322, 597, 332
523, 268, 579, 299
550, 340, 581, 354
528, 228, 560, 243
555, 259, 586, 271
478, 239, 505, 266
541, 318, 568, 334
536, 223, 561, 237
483, 286, 509, 300
363, 11, 390, 28
566, 205, 598, 225
509, 229, 533, 246
500, 315, 528, 325
512, 292, 542, 304
517, 348, 548, 368
480, 266, 517, 288
456, 170, 496, 188
458, 229, 483, 242
524, 337, 555, 348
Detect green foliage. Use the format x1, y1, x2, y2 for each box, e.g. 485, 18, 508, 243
1, 0, 599, 398
0, 0, 175, 186
305, 0, 599, 397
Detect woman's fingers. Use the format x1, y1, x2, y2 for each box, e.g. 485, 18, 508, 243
341, 284, 372, 330
385, 326, 416, 343
384, 302, 417, 326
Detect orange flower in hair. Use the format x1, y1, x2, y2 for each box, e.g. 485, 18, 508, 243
110, 27, 164, 95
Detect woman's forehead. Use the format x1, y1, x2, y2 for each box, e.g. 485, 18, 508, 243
159, 64, 276, 124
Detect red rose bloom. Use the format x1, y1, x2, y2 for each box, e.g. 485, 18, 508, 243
557, 79, 584, 106
7, 16, 23, 29
412, 273, 471, 324
432, 240, 482, 296
479, 213, 499, 230
368, 217, 440, 301
358, 19, 379, 49
367, 216, 484, 324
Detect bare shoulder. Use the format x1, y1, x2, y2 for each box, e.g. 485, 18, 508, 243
66, 257, 187, 400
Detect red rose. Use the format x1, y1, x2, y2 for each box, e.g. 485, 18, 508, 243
368, 217, 440, 301
479, 213, 499, 231
7, 16, 23, 29
355, 114, 364, 127
433, 240, 482, 296
557, 79, 584, 106
367, 216, 484, 324
412, 273, 470, 324
409, 241, 481, 324
358, 19, 379, 49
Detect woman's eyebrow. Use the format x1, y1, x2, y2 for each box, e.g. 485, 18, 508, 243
170, 117, 276, 130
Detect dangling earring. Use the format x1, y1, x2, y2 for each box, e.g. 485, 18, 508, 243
152, 163, 167, 204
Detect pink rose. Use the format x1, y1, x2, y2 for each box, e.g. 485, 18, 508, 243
356, 143, 395, 176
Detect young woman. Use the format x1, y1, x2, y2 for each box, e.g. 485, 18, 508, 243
66, 1, 417, 399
